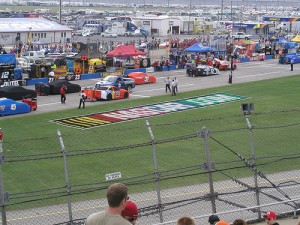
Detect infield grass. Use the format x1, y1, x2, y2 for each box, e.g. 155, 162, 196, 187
1, 75, 300, 209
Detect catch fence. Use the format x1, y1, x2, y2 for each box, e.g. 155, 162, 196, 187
0, 109, 299, 225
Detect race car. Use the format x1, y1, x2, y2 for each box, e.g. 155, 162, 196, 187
83, 85, 129, 101
215, 59, 237, 71
125, 72, 156, 85
35, 80, 81, 95
284, 54, 300, 64
0, 86, 37, 100
186, 65, 220, 77
0, 98, 31, 116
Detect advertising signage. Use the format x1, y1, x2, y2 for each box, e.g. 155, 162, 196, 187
263, 17, 300, 22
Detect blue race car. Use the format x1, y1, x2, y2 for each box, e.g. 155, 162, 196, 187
0, 98, 30, 116
283, 54, 300, 64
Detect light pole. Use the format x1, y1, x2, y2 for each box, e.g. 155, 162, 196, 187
241, 103, 261, 219
59, 0, 62, 24
221, 0, 223, 21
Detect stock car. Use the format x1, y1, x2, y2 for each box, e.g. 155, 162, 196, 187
35, 80, 81, 95
215, 59, 237, 71
83, 85, 129, 101
186, 65, 220, 77
0, 98, 31, 116
0, 86, 37, 100
125, 72, 156, 85
285, 54, 300, 64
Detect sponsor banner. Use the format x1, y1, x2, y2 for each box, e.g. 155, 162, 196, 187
102, 71, 123, 78
263, 17, 300, 22
1, 80, 26, 86
52, 93, 247, 129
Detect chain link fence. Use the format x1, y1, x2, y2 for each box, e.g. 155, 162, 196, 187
0, 109, 300, 225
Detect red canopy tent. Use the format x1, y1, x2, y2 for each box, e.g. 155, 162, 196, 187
106, 45, 146, 57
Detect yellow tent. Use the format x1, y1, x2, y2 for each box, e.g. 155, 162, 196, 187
291, 35, 300, 42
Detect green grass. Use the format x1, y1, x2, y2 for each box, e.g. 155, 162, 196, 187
1, 75, 300, 210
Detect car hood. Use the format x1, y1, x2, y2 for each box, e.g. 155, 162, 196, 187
97, 81, 112, 85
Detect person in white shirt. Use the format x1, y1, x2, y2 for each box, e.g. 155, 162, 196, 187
174, 77, 178, 93
48, 70, 55, 77
78, 90, 86, 109
171, 79, 176, 96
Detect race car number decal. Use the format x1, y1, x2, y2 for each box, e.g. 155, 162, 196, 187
115, 91, 120, 97
10, 104, 16, 111
144, 76, 149, 83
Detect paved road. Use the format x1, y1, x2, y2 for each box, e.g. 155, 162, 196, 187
15, 58, 298, 117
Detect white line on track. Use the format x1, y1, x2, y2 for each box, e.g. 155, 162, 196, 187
38, 102, 62, 107
130, 94, 151, 97
133, 83, 195, 93
237, 71, 281, 78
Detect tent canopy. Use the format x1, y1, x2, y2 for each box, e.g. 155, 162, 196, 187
276, 37, 289, 44
106, 45, 146, 57
291, 35, 300, 42
184, 43, 213, 53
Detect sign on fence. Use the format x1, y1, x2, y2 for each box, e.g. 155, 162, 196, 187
105, 172, 122, 181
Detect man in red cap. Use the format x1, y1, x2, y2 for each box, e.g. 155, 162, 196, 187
264, 210, 279, 225
121, 200, 138, 225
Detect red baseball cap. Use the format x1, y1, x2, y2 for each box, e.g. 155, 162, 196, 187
264, 211, 277, 219
216, 221, 230, 225
121, 200, 138, 217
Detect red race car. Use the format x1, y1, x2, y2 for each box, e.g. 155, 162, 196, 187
83, 86, 129, 101
126, 72, 156, 85
215, 59, 237, 71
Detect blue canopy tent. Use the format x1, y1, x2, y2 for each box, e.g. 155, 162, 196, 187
276, 37, 289, 44
184, 43, 213, 53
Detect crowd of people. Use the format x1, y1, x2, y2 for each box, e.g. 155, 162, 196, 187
84, 183, 299, 225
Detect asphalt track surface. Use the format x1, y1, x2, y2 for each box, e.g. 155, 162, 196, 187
8, 58, 298, 117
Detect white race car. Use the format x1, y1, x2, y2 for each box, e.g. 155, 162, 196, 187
186, 65, 220, 77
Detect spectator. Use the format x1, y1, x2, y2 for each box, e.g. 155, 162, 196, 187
176, 216, 195, 225
233, 219, 247, 225
208, 215, 220, 225
121, 200, 138, 225
263, 210, 279, 225
84, 183, 131, 225
41, 66, 46, 77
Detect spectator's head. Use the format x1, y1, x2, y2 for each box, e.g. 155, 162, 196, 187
106, 183, 128, 210
208, 215, 220, 225
264, 211, 277, 225
176, 216, 196, 225
233, 219, 247, 225
121, 200, 138, 225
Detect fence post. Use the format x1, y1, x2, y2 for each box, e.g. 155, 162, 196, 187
57, 129, 73, 223
198, 126, 217, 213
243, 114, 261, 219
0, 129, 7, 225
146, 120, 164, 223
